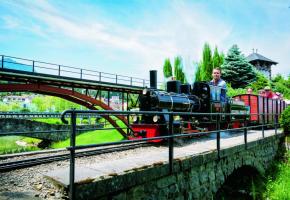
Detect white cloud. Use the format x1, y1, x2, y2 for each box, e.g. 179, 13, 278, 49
5, 1, 231, 80
2, 0, 288, 80
2, 15, 19, 29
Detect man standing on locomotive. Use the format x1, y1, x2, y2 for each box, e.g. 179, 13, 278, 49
209, 68, 227, 102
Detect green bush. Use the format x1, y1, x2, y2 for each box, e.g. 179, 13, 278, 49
280, 106, 290, 134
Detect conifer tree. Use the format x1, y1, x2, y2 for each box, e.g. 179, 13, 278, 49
174, 56, 186, 83
221, 44, 256, 88
212, 46, 223, 68
163, 58, 173, 78
195, 43, 224, 81
200, 43, 213, 81
195, 62, 202, 81
219, 52, 225, 65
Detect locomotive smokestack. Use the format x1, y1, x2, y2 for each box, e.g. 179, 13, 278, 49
150, 70, 157, 89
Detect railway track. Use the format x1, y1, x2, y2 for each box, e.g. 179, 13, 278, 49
0, 142, 150, 172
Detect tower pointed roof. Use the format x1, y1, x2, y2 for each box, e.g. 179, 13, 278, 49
246, 53, 278, 65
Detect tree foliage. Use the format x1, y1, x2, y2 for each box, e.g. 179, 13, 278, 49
271, 74, 290, 99
163, 58, 173, 78
212, 46, 224, 69
201, 43, 213, 81
194, 43, 224, 81
249, 71, 270, 92
280, 106, 290, 134
195, 62, 202, 81
174, 56, 186, 83
226, 83, 247, 97
221, 44, 256, 88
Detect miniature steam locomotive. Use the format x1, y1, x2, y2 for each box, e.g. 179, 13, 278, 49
130, 71, 252, 140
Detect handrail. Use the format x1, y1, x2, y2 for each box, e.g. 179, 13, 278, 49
60, 109, 282, 200
0, 54, 162, 88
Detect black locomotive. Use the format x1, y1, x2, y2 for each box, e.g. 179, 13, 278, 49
130, 70, 248, 140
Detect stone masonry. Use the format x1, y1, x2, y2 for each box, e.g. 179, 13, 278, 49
50, 133, 284, 199
0, 118, 101, 141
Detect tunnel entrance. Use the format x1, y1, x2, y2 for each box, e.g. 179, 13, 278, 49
215, 165, 265, 200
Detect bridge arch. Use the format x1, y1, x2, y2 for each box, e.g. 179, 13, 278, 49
0, 83, 129, 137
215, 165, 264, 200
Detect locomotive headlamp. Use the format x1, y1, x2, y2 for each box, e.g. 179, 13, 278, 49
132, 115, 139, 122
143, 88, 148, 95
153, 115, 159, 122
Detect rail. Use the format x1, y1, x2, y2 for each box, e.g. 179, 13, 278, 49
60, 110, 281, 200
0, 55, 162, 88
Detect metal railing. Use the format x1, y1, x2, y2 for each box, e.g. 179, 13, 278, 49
0, 55, 163, 88
60, 110, 281, 200
0, 112, 102, 119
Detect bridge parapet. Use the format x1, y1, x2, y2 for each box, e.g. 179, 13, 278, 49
46, 133, 284, 200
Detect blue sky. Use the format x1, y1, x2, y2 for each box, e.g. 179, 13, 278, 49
1, 0, 290, 82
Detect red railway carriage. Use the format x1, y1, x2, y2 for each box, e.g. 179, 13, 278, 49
233, 94, 287, 125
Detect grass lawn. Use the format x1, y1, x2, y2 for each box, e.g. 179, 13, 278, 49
0, 136, 41, 154
51, 129, 125, 148
264, 149, 290, 200
33, 118, 63, 124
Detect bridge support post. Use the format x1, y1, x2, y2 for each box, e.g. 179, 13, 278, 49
168, 113, 174, 174
107, 91, 110, 107
126, 93, 129, 111
69, 110, 77, 200
122, 92, 124, 111
58, 65, 61, 76
32, 61, 35, 72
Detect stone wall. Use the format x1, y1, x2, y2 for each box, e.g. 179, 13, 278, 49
0, 119, 102, 141
73, 134, 284, 200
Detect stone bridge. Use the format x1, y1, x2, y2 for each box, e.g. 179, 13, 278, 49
46, 130, 285, 199
0, 118, 102, 141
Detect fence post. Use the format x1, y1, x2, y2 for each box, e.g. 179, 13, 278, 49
80, 69, 82, 79
1, 55, 3, 68
69, 110, 77, 200
143, 79, 145, 87
130, 77, 133, 86
244, 117, 248, 149
127, 114, 130, 135
116, 75, 118, 84
168, 113, 174, 174
216, 113, 220, 159
99, 72, 102, 82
